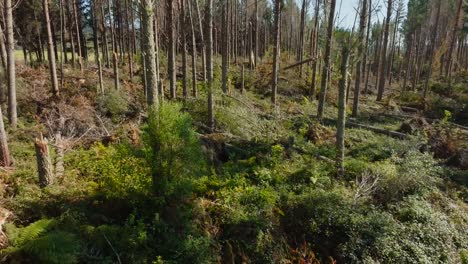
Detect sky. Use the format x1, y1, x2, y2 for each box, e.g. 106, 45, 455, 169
334, 0, 409, 29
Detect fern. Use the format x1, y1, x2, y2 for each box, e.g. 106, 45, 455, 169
22, 231, 80, 264
13, 219, 56, 247
2, 219, 80, 264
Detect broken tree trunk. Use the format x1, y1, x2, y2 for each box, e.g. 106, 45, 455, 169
54, 133, 64, 179
35, 134, 53, 187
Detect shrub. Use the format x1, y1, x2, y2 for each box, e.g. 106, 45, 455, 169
143, 102, 206, 195
98, 89, 129, 119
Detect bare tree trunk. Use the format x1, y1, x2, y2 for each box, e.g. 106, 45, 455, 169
35, 134, 53, 188
195, 0, 207, 82
221, 0, 229, 94
317, 0, 336, 119
206, 0, 214, 131
59, 0, 66, 90
352, 0, 368, 117
125, 0, 134, 81
141, 0, 159, 107
337, 45, 350, 177
271, 0, 281, 105
387, 6, 400, 86
181, 0, 188, 98
188, 0, 198, 97
5, 0, 17, 129
167, 0, 176, 99
152, 5, 160, 98
241, 64, 245, 94
445, 0, 463, 87
423, 0, 441, 100
376, 0, 393, 101
72, 0, 83, 71
310, 0, 320, 99
92, 0, 104, 94
363, 0, 372, 94
43, 0, 59, 96
0, 24, 7, 70
0, 107, 11, 167
297, 0, 306, 78
108, 0, 120, 90
254, 0, 258, 68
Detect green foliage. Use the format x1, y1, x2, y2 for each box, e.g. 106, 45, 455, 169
98, 89, 130, 119
143, 102, 205, 194
3, 219, 80, 264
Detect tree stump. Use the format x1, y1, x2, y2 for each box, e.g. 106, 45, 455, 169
35, 134, 53, 187
54, 133, 64, 179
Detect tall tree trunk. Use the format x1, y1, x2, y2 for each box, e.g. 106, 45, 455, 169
352, 0, 368, 117
376, 0, 393, 101
72, 0, 83, 71
271, 0, 281, 105
423, 0, 441, 100
254, 0, 258, 68
167, 0, 176, 99
125, 0, 134, 81
100, 3, 110, 67
206, 0, 214, 131
108, 0, 119, 90
43, 0, 59, 96
0, 24, 7, 70
297, 0, 306, 78
92, 0, 104, 94
141, 0, 159, 107
5, 0, 17, 129
317, 0, 336, 119
188, 0, 198, 97
181, 0, 189, 98
0, 107, 11, 167
221, 0, 229, 94
195, 0, 207, 82
363, 0, 372, 94
337, 45, 350, 177
445, 0, 463, 87
388, 6, 401, 86
310, 0, 320, 99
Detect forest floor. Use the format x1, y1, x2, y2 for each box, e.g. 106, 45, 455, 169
0, 56, 467, 263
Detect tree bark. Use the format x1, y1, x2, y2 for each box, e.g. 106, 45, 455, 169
317, 0, 336, 119
337, 45, 350, 177
310, 0, 320, 99
35, 135, 53, 188
43, 0, 59, 96
423, 0, 441, 100
167, 0, 176, 99
5, 0, 17, 129
195, 0, 207, 82
206, 0, 214, 131
141, 0, 159, 107
221, 0, 229, 94
297, 0, 307, 78
271, 0, 281, 105
188, 0, 198, 97
352, 0, 368, 117
376, 0, 393, 101
0, 107, 11, 167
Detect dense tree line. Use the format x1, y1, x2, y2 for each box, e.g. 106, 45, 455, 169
0, 0, 466, 196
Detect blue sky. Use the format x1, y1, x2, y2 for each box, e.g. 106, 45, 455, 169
334, 0, 409, 28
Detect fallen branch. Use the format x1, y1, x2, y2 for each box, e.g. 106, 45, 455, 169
281, 57, 316, 71
103, 233, 122, 264
347, 120, 408, 139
